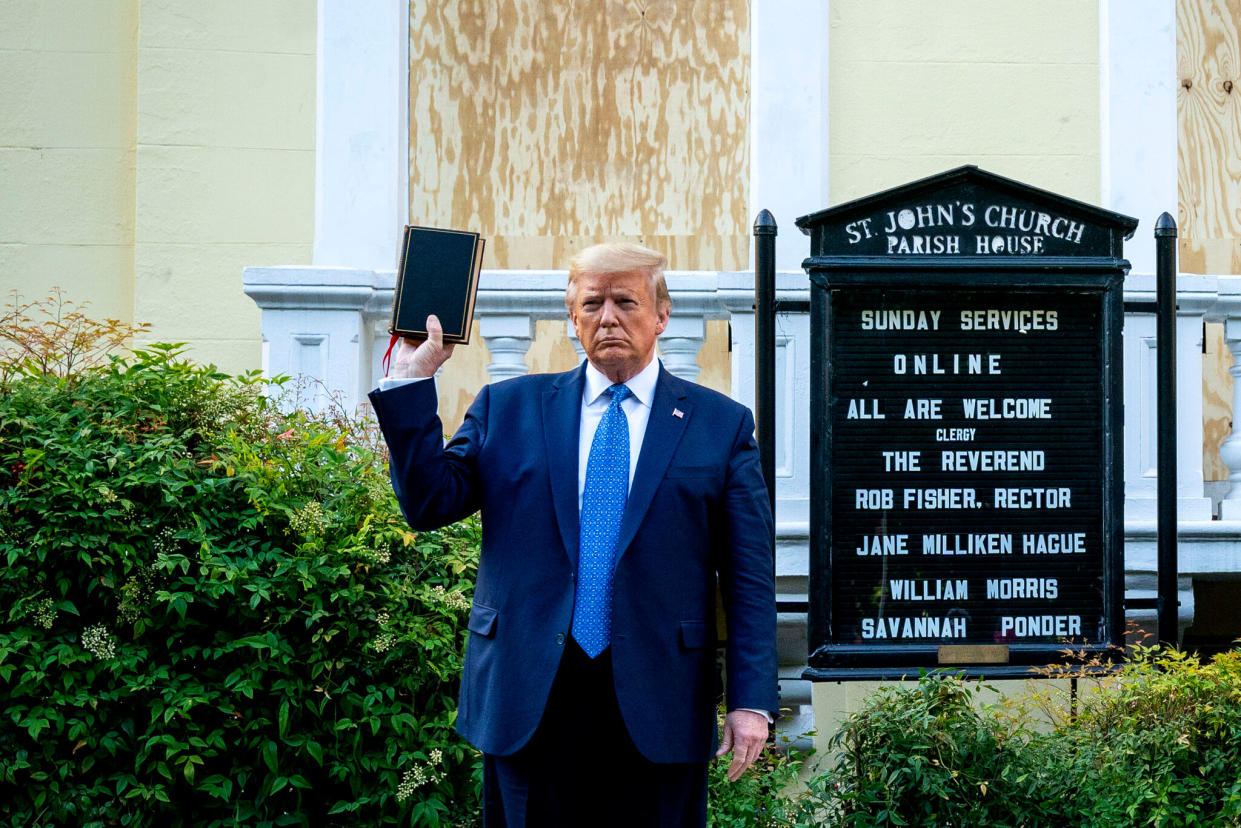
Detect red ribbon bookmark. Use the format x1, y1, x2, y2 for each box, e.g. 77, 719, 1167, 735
381, 333, 400, 377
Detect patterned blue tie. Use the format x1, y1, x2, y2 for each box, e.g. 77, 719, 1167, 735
572, 384, 632, 658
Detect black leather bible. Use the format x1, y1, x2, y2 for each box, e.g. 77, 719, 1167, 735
389, 225, 486, 344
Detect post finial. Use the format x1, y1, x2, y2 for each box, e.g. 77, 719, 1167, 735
753, 209, 777, 236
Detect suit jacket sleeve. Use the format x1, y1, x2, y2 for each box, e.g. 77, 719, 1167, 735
718, 406, 779, 716
367, 378, 489, 530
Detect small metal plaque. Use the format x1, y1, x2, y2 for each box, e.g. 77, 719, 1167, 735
938, 645, 1009, 665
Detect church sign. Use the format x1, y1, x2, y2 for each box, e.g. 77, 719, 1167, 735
796, 167, 1138, 674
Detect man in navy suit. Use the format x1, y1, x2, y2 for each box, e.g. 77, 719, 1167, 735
369, 243, 777, 826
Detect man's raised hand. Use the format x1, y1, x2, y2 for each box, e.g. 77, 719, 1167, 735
391, 315, 456, 379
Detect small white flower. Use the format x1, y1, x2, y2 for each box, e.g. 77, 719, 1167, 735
396, 763, 436, 802
429, 586, 471, 612
33, 597, 57, 629
153, 528, 177, 554
289, 501, 327, 537
82, 623, 117, 660
396, 770, 416, 802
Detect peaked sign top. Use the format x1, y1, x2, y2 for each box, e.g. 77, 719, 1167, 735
796, 165, 1139, 261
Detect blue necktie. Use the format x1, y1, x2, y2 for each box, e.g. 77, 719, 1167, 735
572, 384, 632, 658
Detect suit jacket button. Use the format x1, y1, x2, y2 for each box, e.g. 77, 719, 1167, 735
555, 633, 566, 646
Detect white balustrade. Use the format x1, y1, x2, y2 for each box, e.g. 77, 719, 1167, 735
1122, 273, 1217, 523
657, 316, 706, 382
244, 264, 1241, 643
480, 315, 535, 382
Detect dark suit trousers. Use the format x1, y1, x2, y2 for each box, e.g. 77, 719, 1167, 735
483, 639, 709, 828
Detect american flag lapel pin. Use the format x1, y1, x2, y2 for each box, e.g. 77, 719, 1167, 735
672, 407, 684, 419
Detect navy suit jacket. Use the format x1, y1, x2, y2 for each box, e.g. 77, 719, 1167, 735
368, 361, 777, 763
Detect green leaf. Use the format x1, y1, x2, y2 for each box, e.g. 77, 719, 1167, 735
24, 718, 48, 740
305, 740, 323, 765
263, 740, 279, 774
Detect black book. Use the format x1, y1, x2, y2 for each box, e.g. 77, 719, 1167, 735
389, 225, 486, 344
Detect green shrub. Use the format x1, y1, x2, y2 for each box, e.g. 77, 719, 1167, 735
0, 288, 155, 389
803, 675, 1025, 826
797, 649, 1241, 827
1063, 647, 1241, 825
0, 336, 481, 825
707, 714, 809, 827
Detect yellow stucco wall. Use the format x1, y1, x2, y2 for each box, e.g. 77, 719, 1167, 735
131, 0, 316, 373
0, 1, 316, 375
828, 0, 1101, 205
0, 1, 138, 323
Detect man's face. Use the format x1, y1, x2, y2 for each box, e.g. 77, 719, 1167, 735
569, 269, 669, 384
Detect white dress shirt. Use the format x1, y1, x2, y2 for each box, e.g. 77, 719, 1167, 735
577, 356, 659, 507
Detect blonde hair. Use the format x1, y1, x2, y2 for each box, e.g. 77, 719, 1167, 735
565, 242, 671, 314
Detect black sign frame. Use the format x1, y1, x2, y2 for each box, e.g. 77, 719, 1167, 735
797, 167, 1138, 676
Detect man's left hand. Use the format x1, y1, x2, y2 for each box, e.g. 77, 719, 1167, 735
715, 709, 769, 782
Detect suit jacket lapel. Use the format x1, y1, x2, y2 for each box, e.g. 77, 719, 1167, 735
614, 365, 691, 563
544, 363, 586, 566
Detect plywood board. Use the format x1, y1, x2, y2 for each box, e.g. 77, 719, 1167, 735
1178, 0, 1241, 274
1179, 0, 1241, 481
1204, 321, 1232, 482
408, 0, 750, 272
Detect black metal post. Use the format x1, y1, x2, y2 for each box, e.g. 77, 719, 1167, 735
1155, 212, 1179, 647
754, 210, 778, 539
